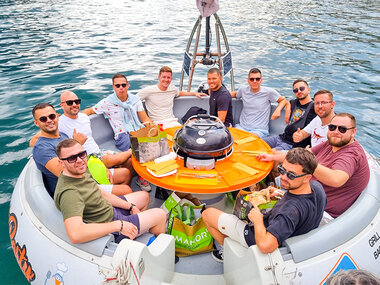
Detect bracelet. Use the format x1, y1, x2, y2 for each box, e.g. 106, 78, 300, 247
119, 220, 124, 234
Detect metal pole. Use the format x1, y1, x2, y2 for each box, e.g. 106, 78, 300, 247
187, 19, 202, 92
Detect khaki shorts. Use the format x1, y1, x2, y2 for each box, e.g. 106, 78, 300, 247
218, 213, 249, 247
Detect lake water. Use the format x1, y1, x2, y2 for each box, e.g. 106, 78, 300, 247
0, 0, 379, 283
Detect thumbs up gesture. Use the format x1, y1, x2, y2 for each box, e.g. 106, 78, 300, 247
73, 128, 88, 145
292, 128, 303, 143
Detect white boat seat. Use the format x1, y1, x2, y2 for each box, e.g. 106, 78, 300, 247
89, 114, 119, 152
25, 159, 114, 257
284, 169, 380, 263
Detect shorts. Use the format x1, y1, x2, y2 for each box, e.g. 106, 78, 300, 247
218, 213, 248, 247
263, 135, 292, 150
99, 184, 113, 193
235, 124, 269, 138
112, 196, 140, 243
115, 132, 131, 151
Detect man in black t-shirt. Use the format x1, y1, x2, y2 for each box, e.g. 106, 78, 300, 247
264, 79, 317, 150
207, 68, 234, 127
202, 148, 326, 262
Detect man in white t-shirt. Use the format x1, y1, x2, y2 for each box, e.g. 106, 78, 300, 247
293, 90, 335, 147
231, 68, 287, 138
137, 66, 207, 129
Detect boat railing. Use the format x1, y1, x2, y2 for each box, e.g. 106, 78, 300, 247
23, 159, 115, 257
283, 168, 380, 263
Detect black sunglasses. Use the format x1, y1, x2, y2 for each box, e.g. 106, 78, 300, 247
39, 113, 57, 123
293, 86, 306, 93
114, 83, 128, 88
277, 164, 308, 180
60, 150, 87, 164
249, 77, 261, 82
62, 99, 81, 106
328, 124, 355, 134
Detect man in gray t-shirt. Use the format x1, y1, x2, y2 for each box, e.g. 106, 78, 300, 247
232, 68, 286, 137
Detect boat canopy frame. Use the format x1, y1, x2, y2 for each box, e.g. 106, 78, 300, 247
179, 13, 235, 92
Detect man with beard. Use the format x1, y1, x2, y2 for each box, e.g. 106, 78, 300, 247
32, 103, 69, 197
207, 68, 234, 127
293, 89, 335, 147
202, 148, 325, 262
264, 79, 316, 150
54, 139, 166, 244
310, 113, 370, 218
258, 113, 370, 219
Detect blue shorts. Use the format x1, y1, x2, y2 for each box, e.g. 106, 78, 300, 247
115, 132, 131, 151
112, 196, 140, 243
235, 124, 269, 138
263, 135, 292, 150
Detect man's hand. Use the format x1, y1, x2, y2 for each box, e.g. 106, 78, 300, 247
195, 92, 208, 99
106, 169, 114, 184
257, 153, 275, 162
73, 129, 88, 145
131, 206, 140, 215
120, 221, 138, 240
292, 128, 303, 143
248, 204, 264, 225
270, 111, 281, 121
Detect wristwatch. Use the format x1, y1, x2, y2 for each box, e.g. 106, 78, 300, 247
129, 203, 135, 211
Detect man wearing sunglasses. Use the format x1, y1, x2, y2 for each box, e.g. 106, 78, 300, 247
137, 66, 207, 129
231, 68, 287, 138
264, 79, 316, 150
83, 73, 153, 191
293, 89, 335, 147
58, 91, 136, 193
32, 103, 69, 197
258, 113, 370, 219
310, 112, 369, 218
202, 148, 325, 262
54, 139, 166, 244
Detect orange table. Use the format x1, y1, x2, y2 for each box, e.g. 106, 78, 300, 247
132, 127, 273, 194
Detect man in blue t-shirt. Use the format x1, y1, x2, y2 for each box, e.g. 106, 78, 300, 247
32, 103, 68, 197
207, 68, 234, 127
202, 148, 326, 262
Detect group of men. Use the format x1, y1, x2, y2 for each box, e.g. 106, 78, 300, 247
30, 66, 370, 262
200, 67, 370, 262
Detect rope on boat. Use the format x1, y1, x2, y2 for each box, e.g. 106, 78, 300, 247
103, 249, 140, 285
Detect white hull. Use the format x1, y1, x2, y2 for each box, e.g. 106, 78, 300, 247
9, 97, 380, 284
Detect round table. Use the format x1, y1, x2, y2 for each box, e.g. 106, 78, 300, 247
132, 127, 273, 194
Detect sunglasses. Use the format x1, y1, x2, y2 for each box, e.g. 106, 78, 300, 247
39, 113, 57, 123
277, 164, 308, 180
249, 77, 261, 82
293, 86, 306, 93
62, 99, 81, 106
328, 124, 355, 134
114, 83, 128, 88
60, 150, 87, 164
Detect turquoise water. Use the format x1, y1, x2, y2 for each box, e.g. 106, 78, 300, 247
0, 0, 379, 283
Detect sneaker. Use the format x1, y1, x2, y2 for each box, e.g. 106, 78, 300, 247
136, 176, 151, 192
211, 247, 224, 263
